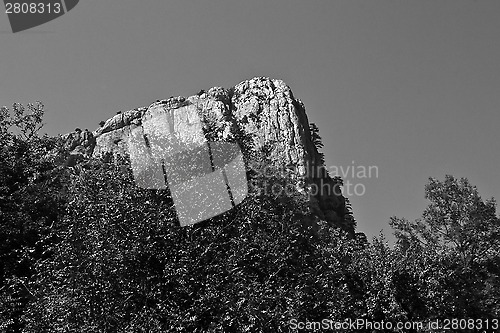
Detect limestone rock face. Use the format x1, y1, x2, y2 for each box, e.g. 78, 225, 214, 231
232, 78, 312, 176
63, 77, 354, 234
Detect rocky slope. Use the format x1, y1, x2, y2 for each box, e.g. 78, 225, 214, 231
63, 77, 354, 234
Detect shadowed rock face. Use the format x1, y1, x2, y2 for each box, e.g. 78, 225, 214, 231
64, 77, 354, 234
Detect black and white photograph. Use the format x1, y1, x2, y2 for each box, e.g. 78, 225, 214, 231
1, 1, 499, 332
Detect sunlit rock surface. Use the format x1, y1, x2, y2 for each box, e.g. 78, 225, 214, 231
63, 77, 354, 234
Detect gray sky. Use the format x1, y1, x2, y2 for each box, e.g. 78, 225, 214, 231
1, 0, 499, 242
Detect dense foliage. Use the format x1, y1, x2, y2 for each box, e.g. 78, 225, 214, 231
0, 103, 498, 332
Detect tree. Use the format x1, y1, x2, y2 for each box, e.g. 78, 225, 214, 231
0, 102, 44, 142
309, 123, 325, 166
390, 175, 500, 319
23, 148, 365, 332
391, 175, 500, 268
0, 102, 69, 332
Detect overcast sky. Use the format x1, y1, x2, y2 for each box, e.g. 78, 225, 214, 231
1, 0, 499, 242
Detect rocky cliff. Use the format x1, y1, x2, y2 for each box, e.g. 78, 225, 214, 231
64, 77, 354, 234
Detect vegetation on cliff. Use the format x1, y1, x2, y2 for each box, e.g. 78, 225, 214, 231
1, 103, 499, 332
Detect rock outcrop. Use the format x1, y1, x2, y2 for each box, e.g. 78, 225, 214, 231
61, 128, 96, 166
64, 77, 354, 234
